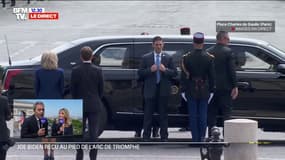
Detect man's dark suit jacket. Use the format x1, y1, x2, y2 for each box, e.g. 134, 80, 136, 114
207, 43, 237, 91
138, 52, 177, 98
0, 96, 11, 142
21, 115, 48, 138
35, 68, 64, 99
70, 63, 104, 113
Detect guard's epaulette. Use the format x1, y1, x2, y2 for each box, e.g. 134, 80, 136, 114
183, 51, 191, 57
206, 52, 215, 58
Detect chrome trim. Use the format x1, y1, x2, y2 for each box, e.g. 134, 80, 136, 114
236, 71, 281, 79
116, 112, 188, 117
116, 112, 285, 120
231, 116, 285, 121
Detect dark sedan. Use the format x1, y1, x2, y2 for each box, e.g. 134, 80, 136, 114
2, 35, 285, 135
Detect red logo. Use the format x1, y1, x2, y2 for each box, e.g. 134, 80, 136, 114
29, 12, 59, 20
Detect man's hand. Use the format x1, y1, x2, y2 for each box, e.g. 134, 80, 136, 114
181, 92, 187, 102
159, 64, 166, 72
37, 128, 46, 136
151, 64, 158, 72
231, 87, 238, 100
59, 125, 64, 132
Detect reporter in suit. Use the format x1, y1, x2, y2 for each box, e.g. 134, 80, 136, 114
71, 46, 104, 160
35, 51, 64, 99
138, 36, 177, 141
21, 102, 48, 138
21, 102, 49, 160
0, 81, 12, 160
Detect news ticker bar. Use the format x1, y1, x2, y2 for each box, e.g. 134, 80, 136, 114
12, 140, 285, 151
15, 141, 285, 145
216, 21, 275, 32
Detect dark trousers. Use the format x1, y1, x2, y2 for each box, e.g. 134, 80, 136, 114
76, 112, 98, 160
188, 99, 208, 142
0, 142, 7, 160
143, 85, 168, 139
207, 90, 232, 136
1, 0, 5, 7
10, 0, 15, 6
136, 99, 159, 137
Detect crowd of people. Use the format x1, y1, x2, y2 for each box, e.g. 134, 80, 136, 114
0, 30, 238, 160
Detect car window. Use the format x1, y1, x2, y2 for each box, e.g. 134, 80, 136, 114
58, 45, 82, 69
96, 45, 132, 68
231, 45, 278, 71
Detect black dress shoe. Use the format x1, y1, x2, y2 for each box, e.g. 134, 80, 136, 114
134, 132, 141, 138
160, 138, 168, 142
152, 131, 159, 138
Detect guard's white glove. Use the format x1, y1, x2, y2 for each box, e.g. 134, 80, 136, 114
208, 93, 214, 104
181, 92, 187, 102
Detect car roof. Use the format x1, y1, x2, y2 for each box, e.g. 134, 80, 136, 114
70, 35, 270, 47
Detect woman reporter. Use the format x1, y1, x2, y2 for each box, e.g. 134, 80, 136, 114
52, 108, 73, 136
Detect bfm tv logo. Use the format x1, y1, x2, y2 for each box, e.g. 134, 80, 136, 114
13, 8, 59, 20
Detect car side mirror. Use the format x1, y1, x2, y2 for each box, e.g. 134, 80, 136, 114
92, 54, 101, 66
277, 64, 285, 74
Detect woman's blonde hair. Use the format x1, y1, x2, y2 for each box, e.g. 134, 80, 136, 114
59, 108, 72, 126
41, 51, 58, 70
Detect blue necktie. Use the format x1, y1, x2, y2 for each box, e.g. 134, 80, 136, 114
156, 54, 160, 83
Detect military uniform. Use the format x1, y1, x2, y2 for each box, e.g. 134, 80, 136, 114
181, 50, 215, 100
180, 32, 215, 142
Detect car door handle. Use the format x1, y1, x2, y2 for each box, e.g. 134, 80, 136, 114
238, 81, 250, 88
238, 81, 254, 92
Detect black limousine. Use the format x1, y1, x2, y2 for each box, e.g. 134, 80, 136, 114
2, 35, 285, 136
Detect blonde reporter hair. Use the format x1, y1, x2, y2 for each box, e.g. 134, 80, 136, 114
41, 51, 58, 70
59, 108, 72, 126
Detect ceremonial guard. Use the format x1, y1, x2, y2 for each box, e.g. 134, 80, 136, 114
181, 32, 215, 142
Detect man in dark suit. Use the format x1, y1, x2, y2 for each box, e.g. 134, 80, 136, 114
21, 101, 48, 138
138, 36, 177, 141
0, 81, 12, 160
207, 31, 238, 136
71, 46, 104, 160
21, 102, 49, 159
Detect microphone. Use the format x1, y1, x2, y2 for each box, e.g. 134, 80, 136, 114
40, 117, 47, 128
59, 118, 64, 125
59, 118, 65, 135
